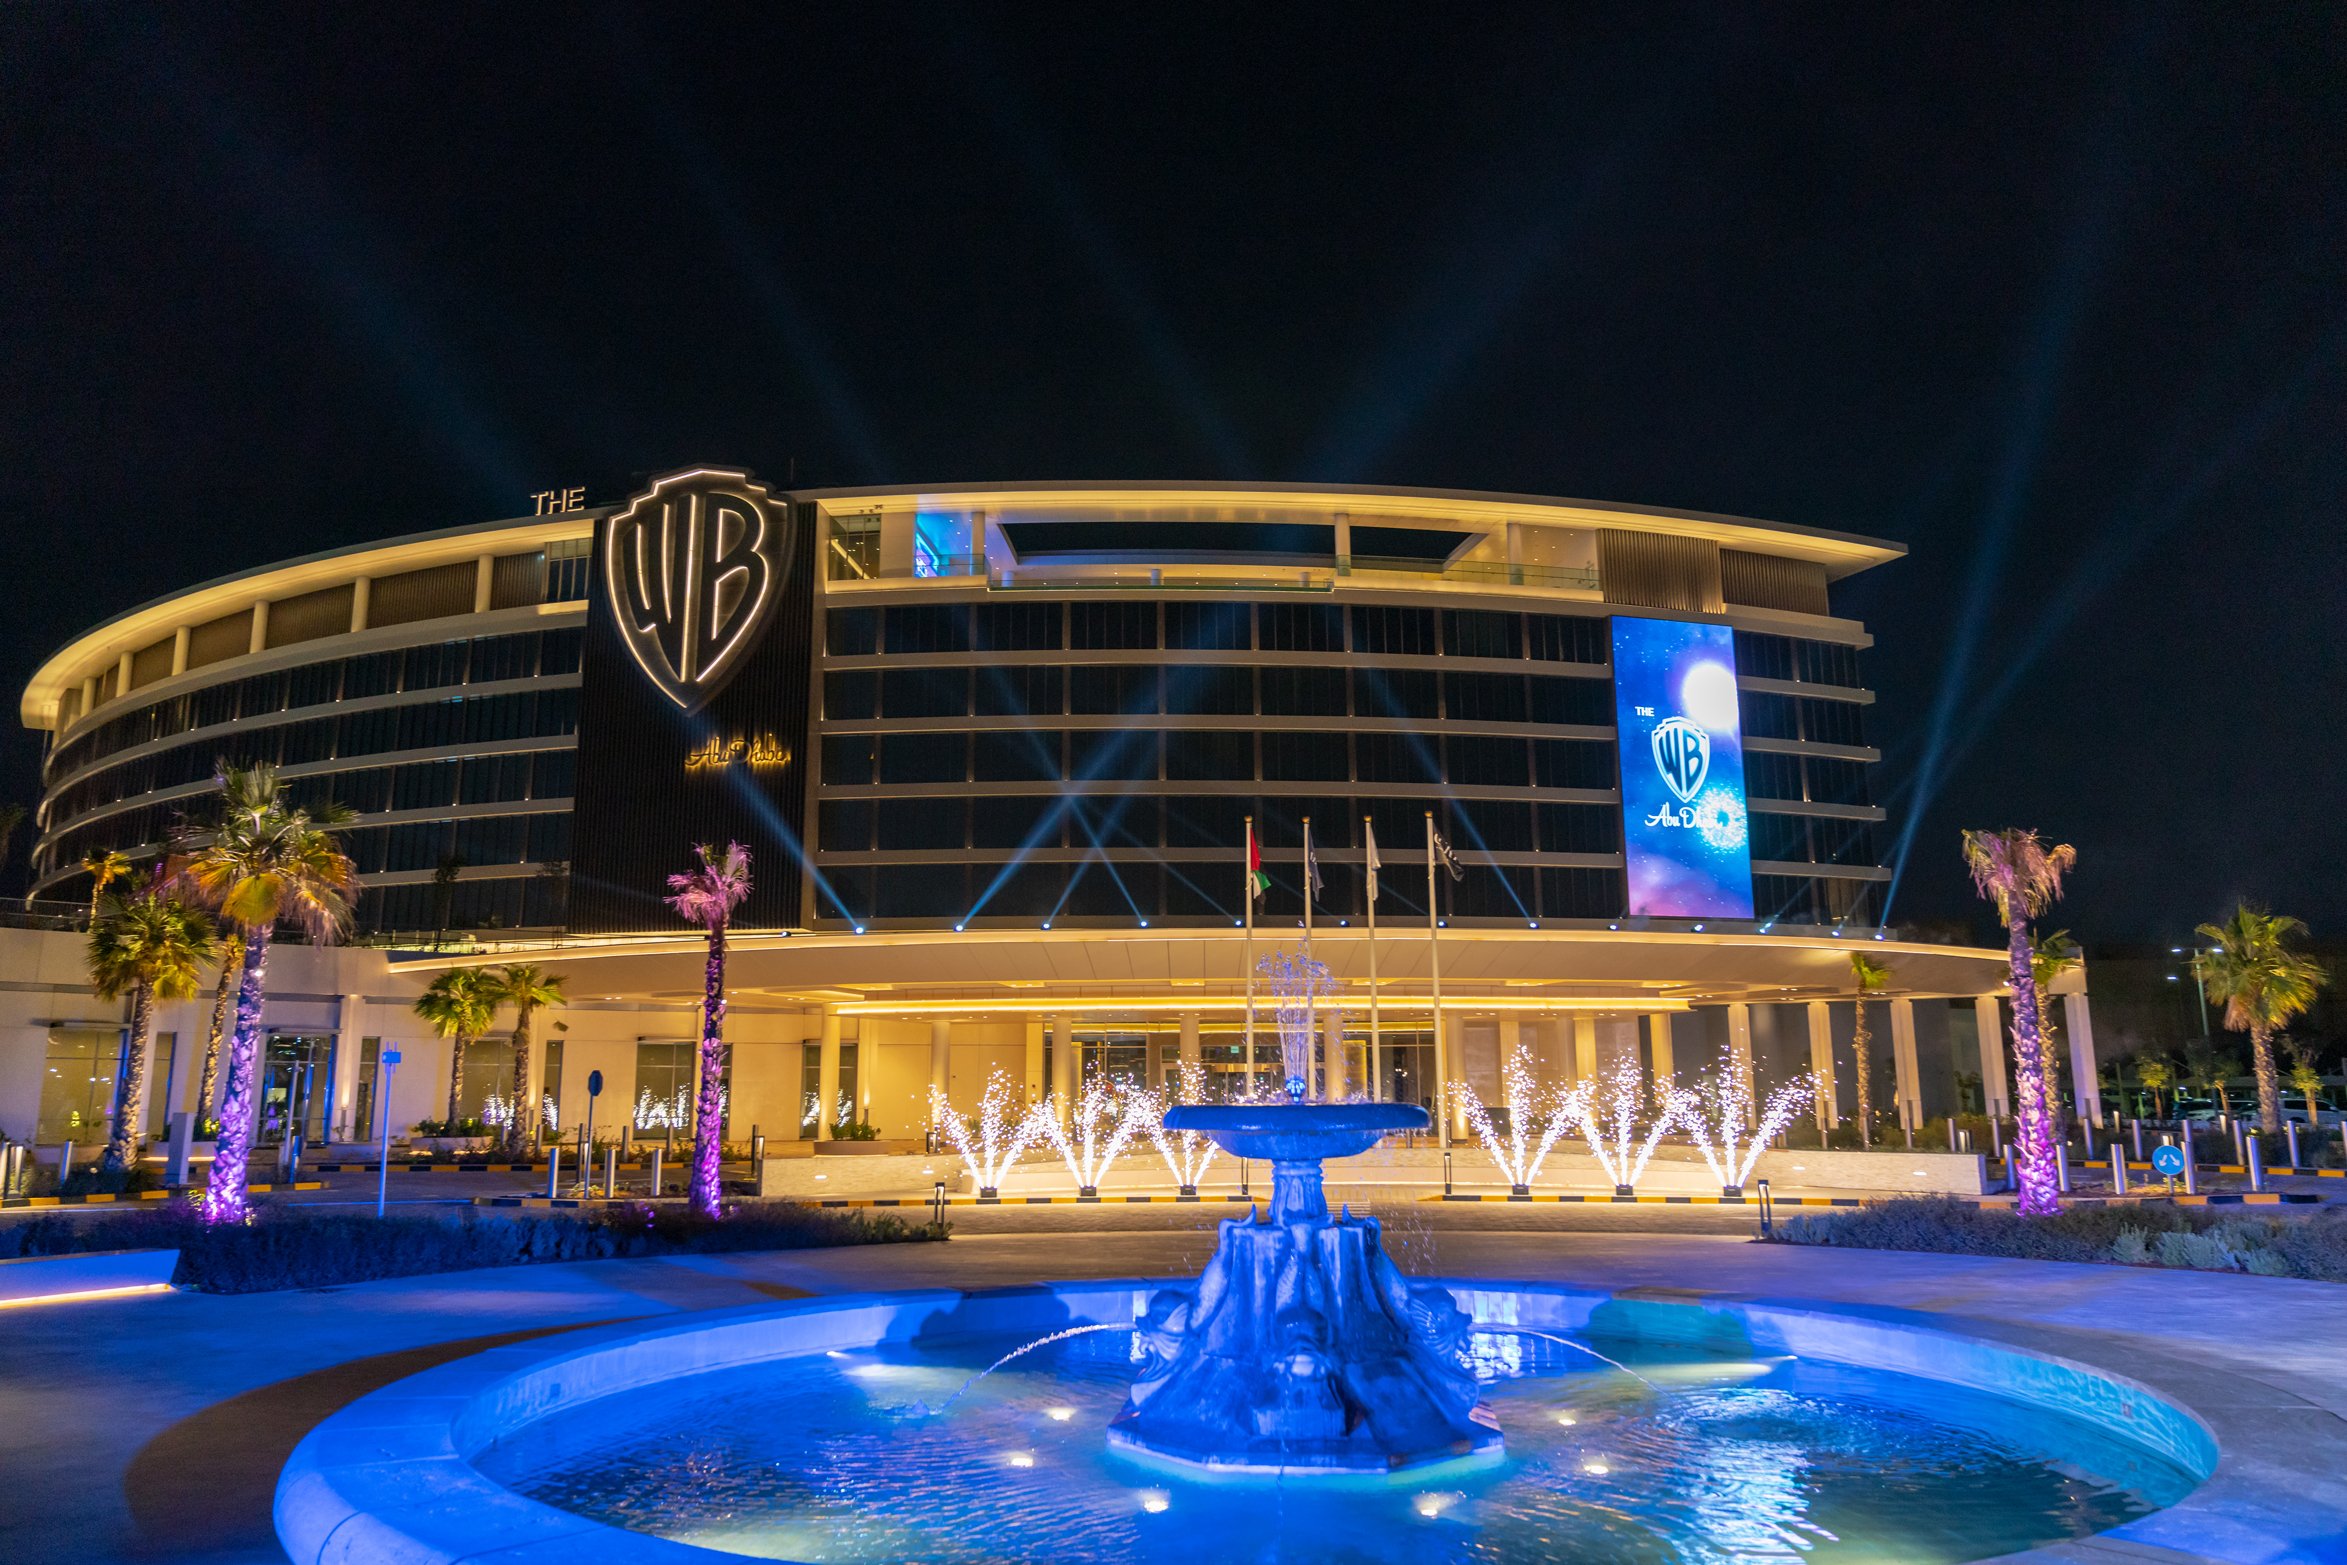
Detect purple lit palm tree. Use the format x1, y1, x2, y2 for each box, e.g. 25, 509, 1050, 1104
667, 842, 752, 1218
176, 764, 357, 1223
1962, 827, 2076, 1217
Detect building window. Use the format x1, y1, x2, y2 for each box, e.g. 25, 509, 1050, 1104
353, 1037, 382, 1142
38, 1026, 119, 1143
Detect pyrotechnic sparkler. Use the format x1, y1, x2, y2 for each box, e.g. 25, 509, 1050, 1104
1039, 1078, 1152, 1197
1685, 1051, 1814, 1197
1452, 1048, 1577, 1195
930, 1069, 1049, 1198
1148, 1061, 1220, 1194
1568, 1059, 1697, 1196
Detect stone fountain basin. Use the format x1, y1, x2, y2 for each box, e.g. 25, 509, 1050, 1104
1162, 1102, 1428, 1163
273, 1279, 2218, 1565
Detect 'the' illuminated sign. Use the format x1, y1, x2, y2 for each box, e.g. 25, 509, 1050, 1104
603, 468, 793, 711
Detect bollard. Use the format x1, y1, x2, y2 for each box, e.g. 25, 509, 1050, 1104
932, 1180, 947, 1226
2082, 1117, 2096, 1160
167, 1111, 194, 1188
2131, 1118, 2145, 1162
651, 1147, 664, 1197
2055, 1141, 2071, 1194
604, 1146, 618, 1198
1990, 1117, 2004, 1163
2247, 1133, 2265, 1193
2181, 1123, 2198, 1195
1958, 1127, 1972, 1152
1756, 1178, 1774, 1238
2286, 1120, 2301, 1171
2110, 1137, 2127, 1195
2232, 1118, 2247, 1168
547, 1145, 561, 1198
1947, 1117, 1958, 1152
59, 1139, 75, 1187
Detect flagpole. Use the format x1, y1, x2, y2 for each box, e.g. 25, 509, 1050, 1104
1366, 814, 1380, 1102
1302, 816, 1316, 1097
1427, 810, 1448, 1149
1243, 814, 1257, 1100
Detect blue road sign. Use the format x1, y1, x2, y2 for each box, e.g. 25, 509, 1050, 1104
2150, 1143, 2187, 1178
587, 1069, 605, 1098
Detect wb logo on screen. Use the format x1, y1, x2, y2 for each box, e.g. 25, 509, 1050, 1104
1651, 716, 1712, 803
604, 468, 792, 711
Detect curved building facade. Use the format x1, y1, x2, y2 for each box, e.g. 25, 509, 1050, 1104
14, 473, 2088, 1157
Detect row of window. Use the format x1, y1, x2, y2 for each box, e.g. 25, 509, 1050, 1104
1749, 813, 1879, 867
817, 729, 1621, 789
828, 601, 1616, 662
43, 687, 582, 831
339, 812, 574, 875
1739, 692, 1869, 748
356, 874, 569, 935
49, 629, 584, 781
278, 749, 577, 816
820, 859, 1629, 925
817, 794, 1626, 856
821, 663, 1619, 725
1732, 631, 1864, 689
1754, 873, 1881, 926
1743, 750, 1874, 808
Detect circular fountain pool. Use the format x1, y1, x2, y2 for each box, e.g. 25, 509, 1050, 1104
276, 1281, 2215, 1565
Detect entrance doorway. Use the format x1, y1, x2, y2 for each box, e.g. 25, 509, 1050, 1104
258, 1033, 335, 1148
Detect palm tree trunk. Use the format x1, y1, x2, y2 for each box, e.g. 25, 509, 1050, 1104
2251, 1024, 2282, 1130
690, 921, 728, 1218
2005, 915, 2062, 1216
447, 1035, 469, 1129
206, 927, 272, 1224
196, 945, 238, 1132
102, 984, 154, 1176
506, 1016, 532, 1158
1852, 1001, 1873, 1148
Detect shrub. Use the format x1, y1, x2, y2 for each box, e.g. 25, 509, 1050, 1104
0, 1198, 946, 1293
1773, 1195, 2347, 1282
832, 1120, 881, 1142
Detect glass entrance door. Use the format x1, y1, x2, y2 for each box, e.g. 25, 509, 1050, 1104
258, 1034, 335, 1148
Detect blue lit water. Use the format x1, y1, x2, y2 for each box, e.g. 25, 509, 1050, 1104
477, 1327, 2194, 1563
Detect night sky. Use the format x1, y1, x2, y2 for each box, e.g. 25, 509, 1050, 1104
5, 4, 2341, 944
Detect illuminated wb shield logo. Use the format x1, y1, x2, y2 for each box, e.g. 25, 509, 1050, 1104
604, 468, 791, 710
1651, 716, 1711, 803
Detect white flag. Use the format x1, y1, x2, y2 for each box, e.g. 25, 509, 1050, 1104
1364, 820, 1381, 904
1305, 820, 1323, 897
1432, 828, 1464, 881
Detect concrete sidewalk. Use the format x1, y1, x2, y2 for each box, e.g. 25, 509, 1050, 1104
3, 1212, 2343, 1564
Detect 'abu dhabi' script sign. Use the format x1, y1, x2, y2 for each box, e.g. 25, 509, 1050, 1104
603, 467, 793, 710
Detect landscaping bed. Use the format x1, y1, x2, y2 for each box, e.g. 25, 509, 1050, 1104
0, 1199, 947, 1293
1773, 1195, 2347, 1281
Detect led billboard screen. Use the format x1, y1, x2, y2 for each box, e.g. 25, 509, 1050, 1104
1611, 616, 1755, 919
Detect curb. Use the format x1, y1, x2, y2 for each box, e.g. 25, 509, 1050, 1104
1, 1181, 324, 1209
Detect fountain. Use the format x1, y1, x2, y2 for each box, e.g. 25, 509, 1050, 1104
1572, 1058, 1696, 1198
1147, 1062, 1220, 1197
1685, 1052, 1815, 1198
931, 1070, 1050, 1200
1454, 1047, 1576, 1196
1104, 950, 1503, 1473
1040, 1080, 1152, 1199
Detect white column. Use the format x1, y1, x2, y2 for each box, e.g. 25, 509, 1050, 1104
1806, 1000, 1837, 1132
1974, 994, 2010, 1118
1497, 1013, 1522, 1072
1890, 996, 1921, 1129
249, 601, 269, 655
473, 554, 496, 613
117, 650, 134, 694
1727, 1003, 1755, 1112
331, 992, 365, 1144
1322, 1007, 1347, 1101
350, 576, 372, 633
170, 625, 190, 677
815, 1009, 842, 1142
1051, 1014, 1075, 1119
1023, 1019, 1046, 1103
2064, 993, 2101, 1126
1572, 1015, 1598, 1082
929, 1020, 951, 1109
1646, 1012, 1676, 1086
1178, 1012, 1201, 1073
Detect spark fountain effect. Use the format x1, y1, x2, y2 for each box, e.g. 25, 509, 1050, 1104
930, 1069, 1050, 1199
1685, 1052, 1815, 1197
1568, 1059, 1697, 1197
1040, 1079, 1153, 1197
1452, 1048, 1576, 1195
1256, 948, 1342, 1100
1148, 1062, 1221, 1194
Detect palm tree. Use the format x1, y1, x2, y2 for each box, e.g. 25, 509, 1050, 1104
414, 968, 500, 1130
176, 763, 357, 1223
192, 933, 244, 1134
2196, 904, 2326, 1131
2030, 929, 2083, 1119
1847, 952, 1891, 1146
667, 842, 752, 1218
1962, 828, 2077, 1217
88, 879, 217, 1175
2135, 1056, 2174, 1120
492, 963, 568, 1154
2181, 1039, 2239, 1116
81, 848, 132, 930
2285, 1039, 2325, 1129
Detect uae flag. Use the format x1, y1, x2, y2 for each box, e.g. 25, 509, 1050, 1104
1248, 827, 1270, 900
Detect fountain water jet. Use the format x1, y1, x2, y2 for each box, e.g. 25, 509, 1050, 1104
931, 1069, 1050, 1200
1041, 1080, 1152, 1198
1454, 1048, 1576, 1196
1570, 1060, 1697, 1198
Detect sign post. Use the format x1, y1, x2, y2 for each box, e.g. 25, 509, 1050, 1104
375, 1050, 401, 1218
581, 1069, 604, 1197
2150, 1139, 2186, 1197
